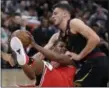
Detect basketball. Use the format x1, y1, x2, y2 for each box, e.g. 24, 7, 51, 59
11, 30, 32, 47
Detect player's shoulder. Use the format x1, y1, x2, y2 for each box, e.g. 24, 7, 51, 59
52, 32, 60, 37
49, 32, 59, 43
70, 18, 84, 25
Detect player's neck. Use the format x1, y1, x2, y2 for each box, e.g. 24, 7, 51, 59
59, 18, 70, 32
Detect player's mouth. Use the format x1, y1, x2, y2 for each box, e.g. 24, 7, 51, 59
52, 18, 56, 24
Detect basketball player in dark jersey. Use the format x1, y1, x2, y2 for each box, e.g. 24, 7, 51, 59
46, 3, 108, 87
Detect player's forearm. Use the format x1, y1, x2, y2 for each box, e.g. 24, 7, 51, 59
32, 43, 53, 60
32, 52, 45, 60
32, 42, 72, 65
79, 38, 100, 60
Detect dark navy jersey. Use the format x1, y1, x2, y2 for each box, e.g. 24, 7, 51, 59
58, 19, 101, 58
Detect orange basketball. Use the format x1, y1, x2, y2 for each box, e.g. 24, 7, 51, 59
11, 30, 32, 47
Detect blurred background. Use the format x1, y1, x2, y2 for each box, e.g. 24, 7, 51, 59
1, 0, 108, 87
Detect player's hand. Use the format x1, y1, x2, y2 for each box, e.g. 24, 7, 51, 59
1, 52, 15, 67
26, 31, 36, 44
27, 33, 37, 48
65, 51, 81, 61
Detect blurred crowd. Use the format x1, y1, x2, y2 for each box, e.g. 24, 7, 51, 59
1, 0, 108, 68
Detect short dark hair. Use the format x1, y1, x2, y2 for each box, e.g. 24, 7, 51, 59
50, 40, 59, 50
53, 40, 60, 47
53, 40, 66, 47
53, 3, 72, 15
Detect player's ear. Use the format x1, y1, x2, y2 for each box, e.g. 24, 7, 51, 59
63, 11, 67, 17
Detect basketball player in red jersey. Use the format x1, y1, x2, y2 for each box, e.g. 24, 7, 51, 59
10, 36, 76, 87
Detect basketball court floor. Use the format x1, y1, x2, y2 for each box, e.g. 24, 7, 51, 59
1, 69, 35, 87
1, 69, 109, 87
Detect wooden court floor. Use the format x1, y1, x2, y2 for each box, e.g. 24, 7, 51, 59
1, 69, 35, 87
1, 69, 109, 87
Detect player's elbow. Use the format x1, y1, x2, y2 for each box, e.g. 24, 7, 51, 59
93, 35, 100, 45
90, 34, 100, 45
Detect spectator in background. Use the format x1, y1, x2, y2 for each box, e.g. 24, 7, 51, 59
41, 17, 57, 44
91, 21, 109, 56
1, 28, 9, 52
16, 0, 27, 15
1, 11, 12, 52
28, 17, 57, 56
87, 6, 107, 26
3, 13, 22, 33
59, 0, 69, 4
31, 16, 57, 46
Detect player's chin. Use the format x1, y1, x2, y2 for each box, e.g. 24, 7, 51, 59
53, 22, 58, 26
54, 23, 58, 26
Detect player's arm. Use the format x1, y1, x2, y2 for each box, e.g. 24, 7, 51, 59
1, 51, 15, 66
31, 42, 73, 65
32, 32, 59, 60
68, 18, 100, 60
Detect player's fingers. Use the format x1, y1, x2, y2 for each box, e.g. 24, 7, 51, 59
8, 57, 15, 67
26, 32, 35, 43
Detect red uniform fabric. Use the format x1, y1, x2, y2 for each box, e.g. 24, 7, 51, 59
40, 66, 76, 87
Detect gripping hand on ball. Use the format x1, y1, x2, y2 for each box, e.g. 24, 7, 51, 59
27, 33, 36, 47
25, 31, 35, 43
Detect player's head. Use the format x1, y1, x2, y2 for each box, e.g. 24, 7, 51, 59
51, 3, 72, 26
53, 40, 67, 54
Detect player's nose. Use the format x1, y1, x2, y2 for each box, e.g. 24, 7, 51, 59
51, 15, 55, 20
62, 47, 67, 52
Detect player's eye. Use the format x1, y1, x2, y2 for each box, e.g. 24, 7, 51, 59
54, 12, 57, 15
60, 45, 64, 48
